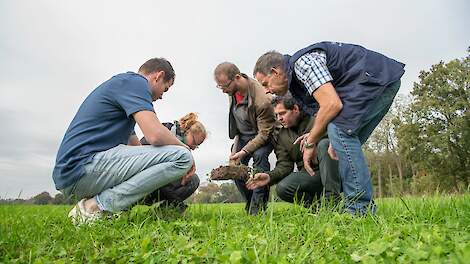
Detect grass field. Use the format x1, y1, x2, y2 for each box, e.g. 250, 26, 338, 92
1, 195, 470, 263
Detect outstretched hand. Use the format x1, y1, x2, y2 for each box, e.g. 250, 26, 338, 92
246, 173, 270, 190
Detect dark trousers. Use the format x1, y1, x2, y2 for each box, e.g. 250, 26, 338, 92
139, 138, 199, 209
141, 174, 200, 206
234, 135, 273, 215
276, 138, 341, 207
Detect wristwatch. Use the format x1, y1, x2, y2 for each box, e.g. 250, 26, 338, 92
304, 142, 316, 149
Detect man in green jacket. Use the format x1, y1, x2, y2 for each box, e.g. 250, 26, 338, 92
247, 95, 341, 207
214, 62, 276, 215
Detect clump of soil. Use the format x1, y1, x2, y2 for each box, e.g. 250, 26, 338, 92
210, 165, 252, 182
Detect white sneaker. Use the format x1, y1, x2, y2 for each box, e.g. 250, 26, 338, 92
68, 199, 102, 225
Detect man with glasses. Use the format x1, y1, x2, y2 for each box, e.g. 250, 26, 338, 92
253, 42, 405, 215
214, 62, 276, 215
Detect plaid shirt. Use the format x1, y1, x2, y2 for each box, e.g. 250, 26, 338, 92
293, 50, 332, 94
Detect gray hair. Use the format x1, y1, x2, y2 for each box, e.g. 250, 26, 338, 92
253, 51, 284, 76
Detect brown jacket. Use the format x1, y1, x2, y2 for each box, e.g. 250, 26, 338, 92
228, 77, 276, 154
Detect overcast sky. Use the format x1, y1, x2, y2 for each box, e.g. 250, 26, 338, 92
0, 0, 468, 199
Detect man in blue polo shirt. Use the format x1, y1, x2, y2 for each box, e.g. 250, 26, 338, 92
53, 58, 194, 224
252, 42, 405, 215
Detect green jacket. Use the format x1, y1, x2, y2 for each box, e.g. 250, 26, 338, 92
228, 77, 276, 154
267, 113, 318, 185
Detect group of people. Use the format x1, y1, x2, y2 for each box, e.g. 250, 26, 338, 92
53, 41, 404, 224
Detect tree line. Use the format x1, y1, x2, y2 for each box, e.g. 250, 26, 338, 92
365, 48, 469, 196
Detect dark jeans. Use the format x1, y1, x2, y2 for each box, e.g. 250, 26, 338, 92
141, 174, 200, 209
276, 138, 341, 207
234, 135, 273, 215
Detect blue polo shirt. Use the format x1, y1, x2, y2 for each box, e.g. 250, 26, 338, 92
52, 72, 155, 190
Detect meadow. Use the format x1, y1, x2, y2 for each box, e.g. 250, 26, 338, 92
1, 195, 469, 263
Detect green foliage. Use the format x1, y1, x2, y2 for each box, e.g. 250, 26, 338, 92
366, 49, 470, 195
397, 51, 470, 189
31, 191, 53, 205
1, 196, 470, 263
365, 95, 414, 196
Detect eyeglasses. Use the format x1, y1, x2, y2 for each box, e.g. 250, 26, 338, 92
189, 133, 200, 150
216, 79, 233, 90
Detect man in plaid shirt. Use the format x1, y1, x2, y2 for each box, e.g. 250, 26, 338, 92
251, 42, 405, 215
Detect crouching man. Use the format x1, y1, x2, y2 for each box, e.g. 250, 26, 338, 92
53, 58, 194, 224
247, 95, 341, 207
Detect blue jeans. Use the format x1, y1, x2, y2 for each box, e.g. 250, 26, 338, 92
62, 144, 193, 212
327, 80, 401, 215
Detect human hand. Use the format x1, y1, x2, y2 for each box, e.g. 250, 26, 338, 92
328, 143, 338, 160
229, 150, 247, 165
246, 173, 270, 190
181, 162, 196, 185
294, 133, 310, 151
303, 146, 318, 176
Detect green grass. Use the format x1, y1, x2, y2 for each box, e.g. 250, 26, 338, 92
1, 195, 470, 263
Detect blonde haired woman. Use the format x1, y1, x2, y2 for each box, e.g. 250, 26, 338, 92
141, 113, 207, 212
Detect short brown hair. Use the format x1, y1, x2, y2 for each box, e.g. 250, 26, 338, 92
139, 58, 175, 82
272, 95, 298, 110
214, 62, 240, 80
253, 51, 284, 76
